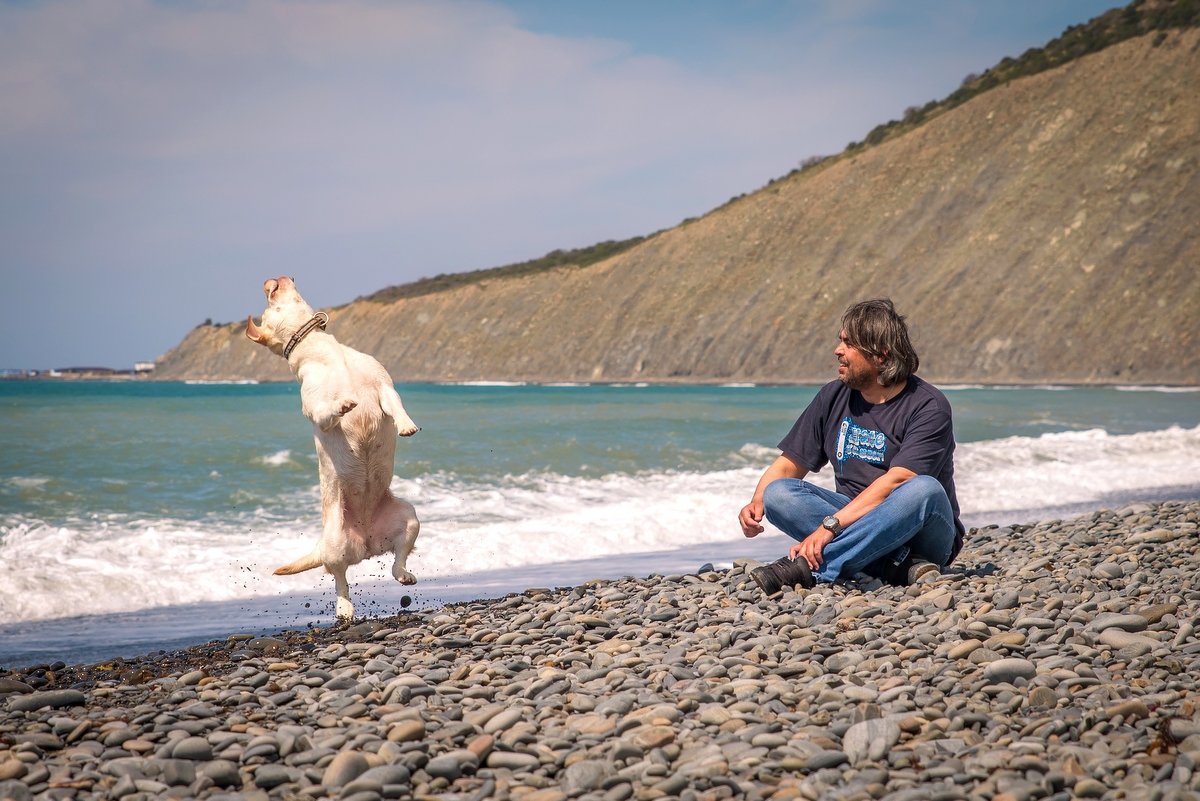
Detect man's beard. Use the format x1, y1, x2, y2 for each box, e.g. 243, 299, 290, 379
838, 361, 876, 391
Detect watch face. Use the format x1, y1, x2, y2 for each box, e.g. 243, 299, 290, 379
823, 516, 839, 530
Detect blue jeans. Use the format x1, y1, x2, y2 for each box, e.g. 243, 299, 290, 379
762, 475, 956, 583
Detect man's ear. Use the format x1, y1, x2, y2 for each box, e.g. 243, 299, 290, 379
246, 315, 270, 344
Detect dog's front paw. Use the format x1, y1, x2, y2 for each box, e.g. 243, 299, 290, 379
336, 597, 355, 620
397, 420, 420, 437
338, 399, 358, 417
393, 566, 417, 585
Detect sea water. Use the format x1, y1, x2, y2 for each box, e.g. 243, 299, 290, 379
2, 380, 1198, 667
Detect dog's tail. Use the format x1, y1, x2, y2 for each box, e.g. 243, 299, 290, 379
274, 550, 323, 575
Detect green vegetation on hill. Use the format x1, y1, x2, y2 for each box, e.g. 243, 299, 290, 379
808, 0, 1200, 172
721, 0, 1200, 209
365, 0, 1198, 305
362, 235, 651, 304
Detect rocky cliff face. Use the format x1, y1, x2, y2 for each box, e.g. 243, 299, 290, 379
155, 29, 1200, 385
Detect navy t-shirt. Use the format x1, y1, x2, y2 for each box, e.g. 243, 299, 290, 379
778, 376, 964, 560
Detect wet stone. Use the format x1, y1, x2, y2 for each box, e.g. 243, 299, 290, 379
487, 751, 541, 771
323, 751, 371, 787
170, 736, 213, 761
253, 764, 294, 790
0, 781, 30, 801
354, 764, 412, 788
0, 679, 34, 695
983, 658, 1037, 684
7, 690, 86, 711
843, 718, 900, 765
1087, 613, 1148, 632
387, 719, 426, 742
424, 749, 478, 780
200, 760, 242, 789
1027, 686, 1059, 709
1096, 629, 1159, 655
563, 760, 615, 793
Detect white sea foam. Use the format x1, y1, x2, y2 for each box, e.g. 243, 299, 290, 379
1115, 385, 1200, 393
445, 381, 528, 387
0, 518, 313, 624
955, 425, 1200, 516
6, 476, 50, 490
260, 450, 294, 466
950, 384, 1076, 391
2, 425, 1198, 625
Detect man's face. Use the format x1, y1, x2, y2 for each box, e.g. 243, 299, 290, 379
835, 329, 880, 390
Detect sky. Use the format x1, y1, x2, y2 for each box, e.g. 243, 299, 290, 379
0, 0, 1120, 370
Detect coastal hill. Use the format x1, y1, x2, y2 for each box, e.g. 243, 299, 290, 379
155, 16, 1200, 385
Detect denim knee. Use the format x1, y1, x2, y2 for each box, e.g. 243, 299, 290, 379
905, 474, 944, 502
761, 478, 813, 536
903, 475, 953, 520
897, 475, 955, 564
761, 478, 793, 515
762, 478, 839, 541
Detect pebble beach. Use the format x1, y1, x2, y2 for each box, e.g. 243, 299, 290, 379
3, 500, 1199, 801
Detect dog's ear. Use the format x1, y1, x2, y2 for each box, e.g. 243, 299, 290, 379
246, 315, 271, 345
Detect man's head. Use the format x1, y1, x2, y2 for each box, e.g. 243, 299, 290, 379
837, 298, 919, 388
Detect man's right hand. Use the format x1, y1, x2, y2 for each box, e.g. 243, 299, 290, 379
790, 526, 834, 571
740, 453, 807, 539
739, 500, 765, 537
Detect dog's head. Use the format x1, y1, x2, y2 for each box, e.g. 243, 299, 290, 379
246, 277, 316, 355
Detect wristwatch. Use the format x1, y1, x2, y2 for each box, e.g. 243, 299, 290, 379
822, 515, 843, 536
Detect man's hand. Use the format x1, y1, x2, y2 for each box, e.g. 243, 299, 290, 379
789, 527, 834, 571
738, 500, 765, 537
739, 453, 808, 540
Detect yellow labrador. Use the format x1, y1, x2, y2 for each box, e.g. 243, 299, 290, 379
246, 276, 419, 619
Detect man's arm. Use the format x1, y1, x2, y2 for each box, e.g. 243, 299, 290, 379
789, 465, 916, 568
739, 452, 809, 537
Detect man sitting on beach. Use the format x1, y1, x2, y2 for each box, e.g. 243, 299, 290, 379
738, 298, 965, 594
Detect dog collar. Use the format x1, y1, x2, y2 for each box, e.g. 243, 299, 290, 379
283, 312, 329, 359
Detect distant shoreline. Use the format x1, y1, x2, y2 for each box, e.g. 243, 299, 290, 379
0, 369, 152, 381
3, 373, 1199, 390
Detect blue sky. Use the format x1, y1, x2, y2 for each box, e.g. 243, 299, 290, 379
0, 0, 1119, 369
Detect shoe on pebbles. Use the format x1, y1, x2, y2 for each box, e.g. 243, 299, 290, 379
750, 556, 816, 596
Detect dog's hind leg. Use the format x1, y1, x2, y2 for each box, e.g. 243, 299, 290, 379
375, 496, 419, 584
331, 565, 354, 620
391, 513, 419, 585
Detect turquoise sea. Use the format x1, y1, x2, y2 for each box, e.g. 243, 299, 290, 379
2, 380, 1198, 668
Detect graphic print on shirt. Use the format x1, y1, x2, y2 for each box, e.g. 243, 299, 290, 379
835, 416, 888, 466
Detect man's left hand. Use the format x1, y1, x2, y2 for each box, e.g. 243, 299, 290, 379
789, 527, 834, 571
